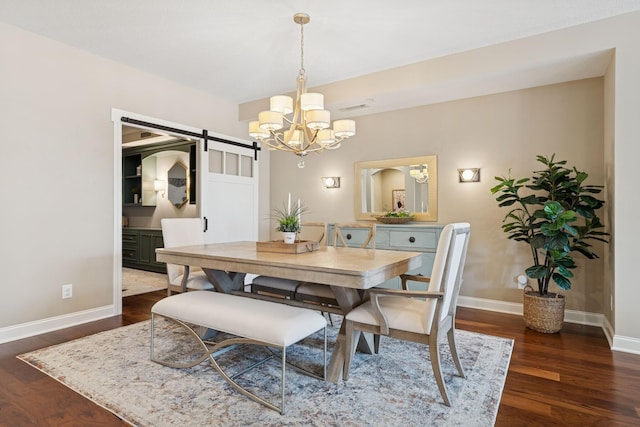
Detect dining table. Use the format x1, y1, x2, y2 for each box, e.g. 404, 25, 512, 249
156, 240, 422, 382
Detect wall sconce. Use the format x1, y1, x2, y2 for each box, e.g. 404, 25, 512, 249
154, 179, 166, 197
321, 177, 340, 188
458, 168, 480, 183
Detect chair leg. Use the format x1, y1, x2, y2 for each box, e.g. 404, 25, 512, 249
373, 334, 381, 354
324, 311, 334, 327
447, 328, 465, 378
429, 335, 451, 407
343, 320, 360, 380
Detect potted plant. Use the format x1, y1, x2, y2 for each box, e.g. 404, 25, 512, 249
491, 154, 609, 333
271, 196, 306, 244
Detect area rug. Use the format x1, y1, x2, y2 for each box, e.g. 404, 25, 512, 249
18, 319, 512, 426
122, 268, 167, 297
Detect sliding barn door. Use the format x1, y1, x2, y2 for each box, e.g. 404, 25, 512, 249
197, 137, 259, 244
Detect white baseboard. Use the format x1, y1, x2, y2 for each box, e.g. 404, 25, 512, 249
458, 296, 640, 355
0, 305, 116, 344
602, 316, 615, 347
457, 295, 604, 326
612, 334, 640, 355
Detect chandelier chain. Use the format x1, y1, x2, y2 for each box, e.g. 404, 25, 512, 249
299, 19, 305, 76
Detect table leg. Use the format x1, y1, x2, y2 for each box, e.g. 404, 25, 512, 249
203, 269, 246, 293
326, 286, 374, 383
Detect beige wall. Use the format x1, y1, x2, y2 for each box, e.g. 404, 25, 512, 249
269, 78, 604, 313
0, 23, 247, 329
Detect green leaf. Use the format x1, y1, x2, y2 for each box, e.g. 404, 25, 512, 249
526, 265, 548, 279
552, 273, 571, 290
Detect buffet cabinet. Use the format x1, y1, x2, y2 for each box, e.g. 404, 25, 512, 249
122, 228, 166, 273
327, 223, 443, 290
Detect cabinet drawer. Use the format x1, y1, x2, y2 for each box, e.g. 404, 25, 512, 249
334, 227, 374, 248
122, 231, 138, 245
123, 248, 137, 262
389, 230, 438, 251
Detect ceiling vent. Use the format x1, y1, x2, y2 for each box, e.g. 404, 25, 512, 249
338, 104, 370, 112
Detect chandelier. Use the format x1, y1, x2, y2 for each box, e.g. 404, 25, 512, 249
248, 13, 356, 168
409, 165, 429, 184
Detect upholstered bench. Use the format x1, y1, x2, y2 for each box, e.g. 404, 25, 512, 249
150, 290, 327, 414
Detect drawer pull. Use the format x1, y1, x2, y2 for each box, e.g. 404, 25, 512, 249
346, 233, 352, 240
409, 236, 416, 243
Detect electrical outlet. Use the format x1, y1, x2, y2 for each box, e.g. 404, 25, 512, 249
517, 275, 528, 289
62, 284, 73, 299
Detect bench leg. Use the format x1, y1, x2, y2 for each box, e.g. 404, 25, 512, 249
281, 347, 286, 415
150, 315, 326, 415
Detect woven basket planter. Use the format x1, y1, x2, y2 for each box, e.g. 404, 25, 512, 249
523, 285, 565, 333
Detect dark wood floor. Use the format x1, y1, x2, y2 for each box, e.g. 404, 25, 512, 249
1, 291, 639, 426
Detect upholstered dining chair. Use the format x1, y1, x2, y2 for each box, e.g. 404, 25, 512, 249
343, 222, 471, 406
250, 222, 328, 299
160, 218, 215, 295
294, 223, 376, 308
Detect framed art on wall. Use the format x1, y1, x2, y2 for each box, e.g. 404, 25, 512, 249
392, 189, 406, 211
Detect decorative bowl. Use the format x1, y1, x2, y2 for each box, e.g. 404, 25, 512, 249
374, 216, 414, 224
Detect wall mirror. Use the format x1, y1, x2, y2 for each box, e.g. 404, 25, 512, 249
168, 161, 188, 208
354, 155, 438, 221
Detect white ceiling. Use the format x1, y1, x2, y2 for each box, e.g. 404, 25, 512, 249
2, 0, 640, 106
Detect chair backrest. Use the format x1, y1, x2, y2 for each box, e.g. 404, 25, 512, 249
427, 223, 471, 323
299, 222, 328, 247
160, 218, 205, 283
333, 223, 376, 249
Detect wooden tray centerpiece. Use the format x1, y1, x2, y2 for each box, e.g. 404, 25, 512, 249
256, 240, 320, 254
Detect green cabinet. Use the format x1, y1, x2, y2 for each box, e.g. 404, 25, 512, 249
189, 144, 197, 205
122, 153, 142, 205
327, 223, 442, 290
122, 228, 165, 273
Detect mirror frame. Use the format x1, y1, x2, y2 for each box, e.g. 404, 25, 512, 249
354, 155, 438, 222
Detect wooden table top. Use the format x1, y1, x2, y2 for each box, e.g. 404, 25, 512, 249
156, 241, 422, 289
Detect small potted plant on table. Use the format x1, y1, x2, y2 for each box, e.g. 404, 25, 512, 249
271, 195, 305, 244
